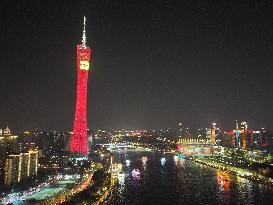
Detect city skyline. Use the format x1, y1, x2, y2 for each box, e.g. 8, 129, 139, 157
1, 2, 273, 204
1, 1, 273, 131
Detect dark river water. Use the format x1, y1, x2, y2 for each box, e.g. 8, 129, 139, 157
106, 151, 273, 205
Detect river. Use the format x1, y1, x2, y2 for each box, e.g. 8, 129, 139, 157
106, 151, 273, 205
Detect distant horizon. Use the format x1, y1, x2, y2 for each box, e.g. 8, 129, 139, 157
1, 123, 272, 134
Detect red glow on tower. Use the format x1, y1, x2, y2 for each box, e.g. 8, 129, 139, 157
70, 17, 91, 156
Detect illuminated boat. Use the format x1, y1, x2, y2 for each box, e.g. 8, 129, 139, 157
141, 156, 148, 164
118, 171, 125, 178
125, 159, 131, 166
111, 163, 123, 177
132, 169, 140, 178
118, 171, 125, 185
161, 157, 166, 166
217, 171, 230, 181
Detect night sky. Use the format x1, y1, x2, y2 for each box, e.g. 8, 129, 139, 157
1, 0, 273, 131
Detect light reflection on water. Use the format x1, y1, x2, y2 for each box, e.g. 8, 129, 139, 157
108, 151, 273, 205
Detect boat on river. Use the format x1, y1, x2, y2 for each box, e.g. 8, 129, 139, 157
141, 156, 148, 164
132, 169, 140, 178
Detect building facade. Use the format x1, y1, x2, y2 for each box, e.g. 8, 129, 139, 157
4, 149, 38, 186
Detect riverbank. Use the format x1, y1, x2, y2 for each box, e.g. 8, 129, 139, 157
92, 178, 117, 205
37, 160, 106, 205
37, 173, 93, 205
190, 156, 273, 186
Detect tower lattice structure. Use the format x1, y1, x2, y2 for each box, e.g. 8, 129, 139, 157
70, 17, 91, 156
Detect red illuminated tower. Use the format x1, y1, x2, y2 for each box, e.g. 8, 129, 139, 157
70, 17, 91, 156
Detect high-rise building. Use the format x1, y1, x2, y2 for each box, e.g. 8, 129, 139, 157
4, 149, 38, 186
240, 122, 248, 132
4, 155, 21, 185
223, 121, 253, 149
70, 17, 92, 156
205, 123, 219, 144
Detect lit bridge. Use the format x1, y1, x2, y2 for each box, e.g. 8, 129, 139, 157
98, 143, 136, 151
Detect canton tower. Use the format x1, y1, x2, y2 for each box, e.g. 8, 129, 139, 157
70, 17, 91, 156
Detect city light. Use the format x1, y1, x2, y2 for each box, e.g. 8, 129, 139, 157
1, 2, 273, 205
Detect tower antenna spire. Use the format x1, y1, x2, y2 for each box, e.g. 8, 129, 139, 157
82, 16, 87, 47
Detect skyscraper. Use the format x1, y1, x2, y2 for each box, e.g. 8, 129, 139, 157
4, 149, 38, 186
70, 17, 91, 156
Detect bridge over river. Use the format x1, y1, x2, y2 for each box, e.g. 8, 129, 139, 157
98, 143, 136, 151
